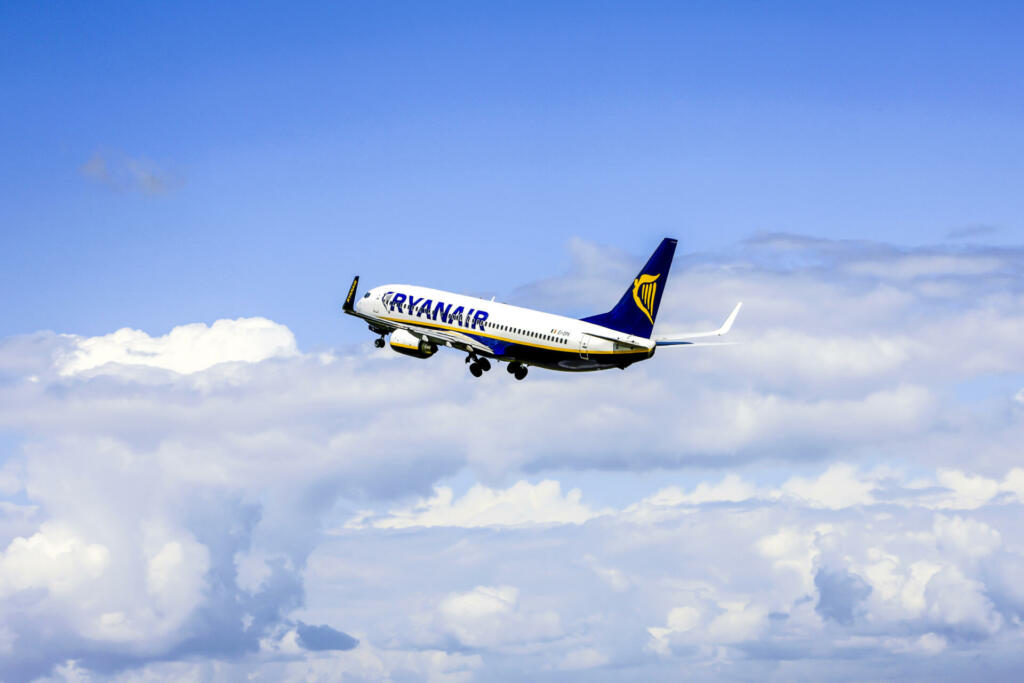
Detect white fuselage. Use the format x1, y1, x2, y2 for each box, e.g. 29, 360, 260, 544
354, 284, 655, 371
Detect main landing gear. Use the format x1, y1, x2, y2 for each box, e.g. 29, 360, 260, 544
467, 354, 491, 377
506, 362, 528, 381
468, 357, 525, 380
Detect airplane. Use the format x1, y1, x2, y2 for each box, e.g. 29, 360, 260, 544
342, 238, 741, 380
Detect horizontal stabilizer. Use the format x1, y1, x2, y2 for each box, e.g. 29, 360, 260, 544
654, 302, 742, 346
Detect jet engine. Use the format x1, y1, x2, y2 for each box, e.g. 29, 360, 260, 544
390, 329, 438, 359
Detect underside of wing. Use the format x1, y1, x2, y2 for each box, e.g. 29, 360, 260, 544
401, 322, 494, 355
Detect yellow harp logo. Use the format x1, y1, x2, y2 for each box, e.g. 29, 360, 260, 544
632, 273, 660, 323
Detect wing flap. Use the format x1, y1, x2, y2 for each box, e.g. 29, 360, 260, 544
403, 323, 493, 355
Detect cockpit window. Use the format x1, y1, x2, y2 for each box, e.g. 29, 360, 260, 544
362, 293, 370, 298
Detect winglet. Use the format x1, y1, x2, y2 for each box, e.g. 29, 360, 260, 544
718, 302, 743, 336
342, 275, 360, 312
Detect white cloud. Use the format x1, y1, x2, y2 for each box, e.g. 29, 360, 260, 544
932, 470, 1002, 509
436, 585, 562, 649
861, 555, 942, 618
355, 480, 604, 529
757, 526, 821, 593
925, 566, 1003, 635
57, 317, 298, 375
647, 598, 767, 654
706, 601, 769, 643
142, 529, 210, 631
0, 523, 109, 598
778, 463, 876, 509
645, 474, 757, 507
931, 515, 1001, 558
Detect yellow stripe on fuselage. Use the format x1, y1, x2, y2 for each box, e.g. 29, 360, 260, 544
380, 315, 644, 355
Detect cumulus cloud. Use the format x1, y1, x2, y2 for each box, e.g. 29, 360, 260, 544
647, 598, 769, 655
0, 523, 109, 598
57, 317, 298, 375
435, 585, 562, 649
779, 463, 876, 509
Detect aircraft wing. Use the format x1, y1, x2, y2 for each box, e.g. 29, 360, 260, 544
400, 321, 494, 355
653, 302, 742, 346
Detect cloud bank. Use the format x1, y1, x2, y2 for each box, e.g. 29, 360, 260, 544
2, 234, 1024, 680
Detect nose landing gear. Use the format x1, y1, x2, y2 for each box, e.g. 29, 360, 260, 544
374, 337, 385, 348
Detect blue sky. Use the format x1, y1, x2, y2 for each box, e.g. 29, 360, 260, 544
2, 1, 1022, 343
3, 3, 1024, 680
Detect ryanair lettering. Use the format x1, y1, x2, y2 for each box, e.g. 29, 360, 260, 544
383, 291, 490, 330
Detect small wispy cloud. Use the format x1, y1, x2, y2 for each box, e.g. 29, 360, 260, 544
945, 224, 1000, 240
80, 150, 182, 195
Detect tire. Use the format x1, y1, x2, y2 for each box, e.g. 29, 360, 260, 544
514, 367, 527, 380
477, 357, 491, 371
469, 363, 483, 377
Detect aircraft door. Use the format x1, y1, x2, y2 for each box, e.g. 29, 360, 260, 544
579, 334, 589, 360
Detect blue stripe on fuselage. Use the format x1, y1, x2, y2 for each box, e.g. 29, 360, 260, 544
390, 291, 489, 330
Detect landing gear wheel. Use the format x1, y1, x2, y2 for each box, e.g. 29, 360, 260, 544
374, 338, 385, 348
477, 357, 491, 372
506, 363, 517, 374
514, 366, 528, 381
469, 363, 483, 378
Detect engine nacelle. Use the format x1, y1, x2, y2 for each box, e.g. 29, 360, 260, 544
390, 329, 437, 359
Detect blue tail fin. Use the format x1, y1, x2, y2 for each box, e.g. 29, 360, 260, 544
581, 238, 677, 338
